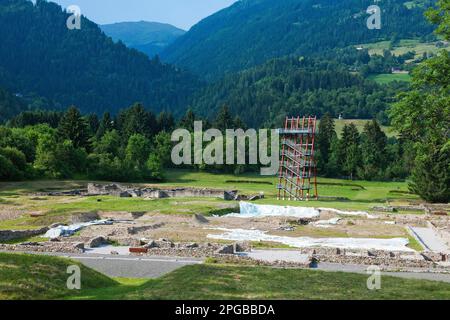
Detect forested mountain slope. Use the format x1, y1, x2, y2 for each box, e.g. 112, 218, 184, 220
0, 87, 27, 123
0, 0, 200, 115
162, 0, 435, 80
190, 54, 406, 127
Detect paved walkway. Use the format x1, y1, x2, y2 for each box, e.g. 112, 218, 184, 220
409, 227, 448, 252
317, 262, 450, 283
17, 251, 202, 278
240, 249, 450, 283
70, 254, 202, 278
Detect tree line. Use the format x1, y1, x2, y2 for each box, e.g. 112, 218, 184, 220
316, 114, 413, 181
0, 104, 176, 181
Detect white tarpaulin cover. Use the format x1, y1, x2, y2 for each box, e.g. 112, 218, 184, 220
314, 217, 341, 225
313, 217, 341, 228
225, 202, 320, 219
207, 228, 414, 252
44, 220, 113, 239
319, 208, 377, 219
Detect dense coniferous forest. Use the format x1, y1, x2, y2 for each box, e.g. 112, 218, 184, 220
0, 0, 200, 116
0, 0, 431, 124
190, 54, 408, 127
162, 0, 436, 80
0, 87, 28, 123
0, 106, 410, 183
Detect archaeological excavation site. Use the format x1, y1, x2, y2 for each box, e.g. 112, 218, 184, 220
0, 181, 449, 277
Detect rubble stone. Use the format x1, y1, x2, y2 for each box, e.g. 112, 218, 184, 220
73, 242, 85, 251
88, 236, 108, 248
215, 244, 235, 255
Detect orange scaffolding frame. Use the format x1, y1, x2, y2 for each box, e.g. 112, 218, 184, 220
277, 116, 318, 201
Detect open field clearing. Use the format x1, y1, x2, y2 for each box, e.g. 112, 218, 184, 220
357, 39, 449, 59
368, 73, 412, 84
331, 119, 396, 137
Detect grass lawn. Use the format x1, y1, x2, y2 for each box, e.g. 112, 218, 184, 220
368, 73, 412, 85
0, 252, 116, 300
1, 253, 449, 300
331, 119, 396, 138
356, 39, 449, 60
0, 170, 422, 230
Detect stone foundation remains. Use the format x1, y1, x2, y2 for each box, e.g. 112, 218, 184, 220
0, 227, 48, 242
87, 183, 237, 200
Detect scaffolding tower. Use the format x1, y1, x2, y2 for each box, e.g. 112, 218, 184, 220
277, 116, 318, 201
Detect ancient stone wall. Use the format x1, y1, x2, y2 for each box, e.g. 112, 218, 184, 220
87, 183, 236, 200
0, 227, 48, 242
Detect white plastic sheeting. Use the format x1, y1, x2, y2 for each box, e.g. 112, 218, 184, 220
319, 208, 377, 219
225, 202, 320, 219
313, 217, 341, 228
44, 220, 113, 239
224, 202, 377, 220
207, 228, 414, 252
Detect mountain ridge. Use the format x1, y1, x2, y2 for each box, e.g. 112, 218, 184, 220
0, 0, 199, 116
101, 21, 186, 57
161, 0, 436, 80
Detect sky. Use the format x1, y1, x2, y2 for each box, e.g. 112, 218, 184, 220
51, 0, 238, 30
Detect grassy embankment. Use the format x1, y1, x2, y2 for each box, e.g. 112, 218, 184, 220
1, 252, 449, 300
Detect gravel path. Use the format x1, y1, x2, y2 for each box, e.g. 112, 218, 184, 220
70, 255, 202, 278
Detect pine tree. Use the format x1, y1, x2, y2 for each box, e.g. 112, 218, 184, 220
118, 103, 157, 140
85, 114, 99, 137
341, 123, 360, 180
96, 112, 115, 139
409, 140, 449, 203
179, 108, 196, 131
233, 116, 247, 130
359, 120, 387, 180
214, 105, 233, 132
58, 106, 89, 149
317, 113, 335, 174
157, 111, 175, 132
